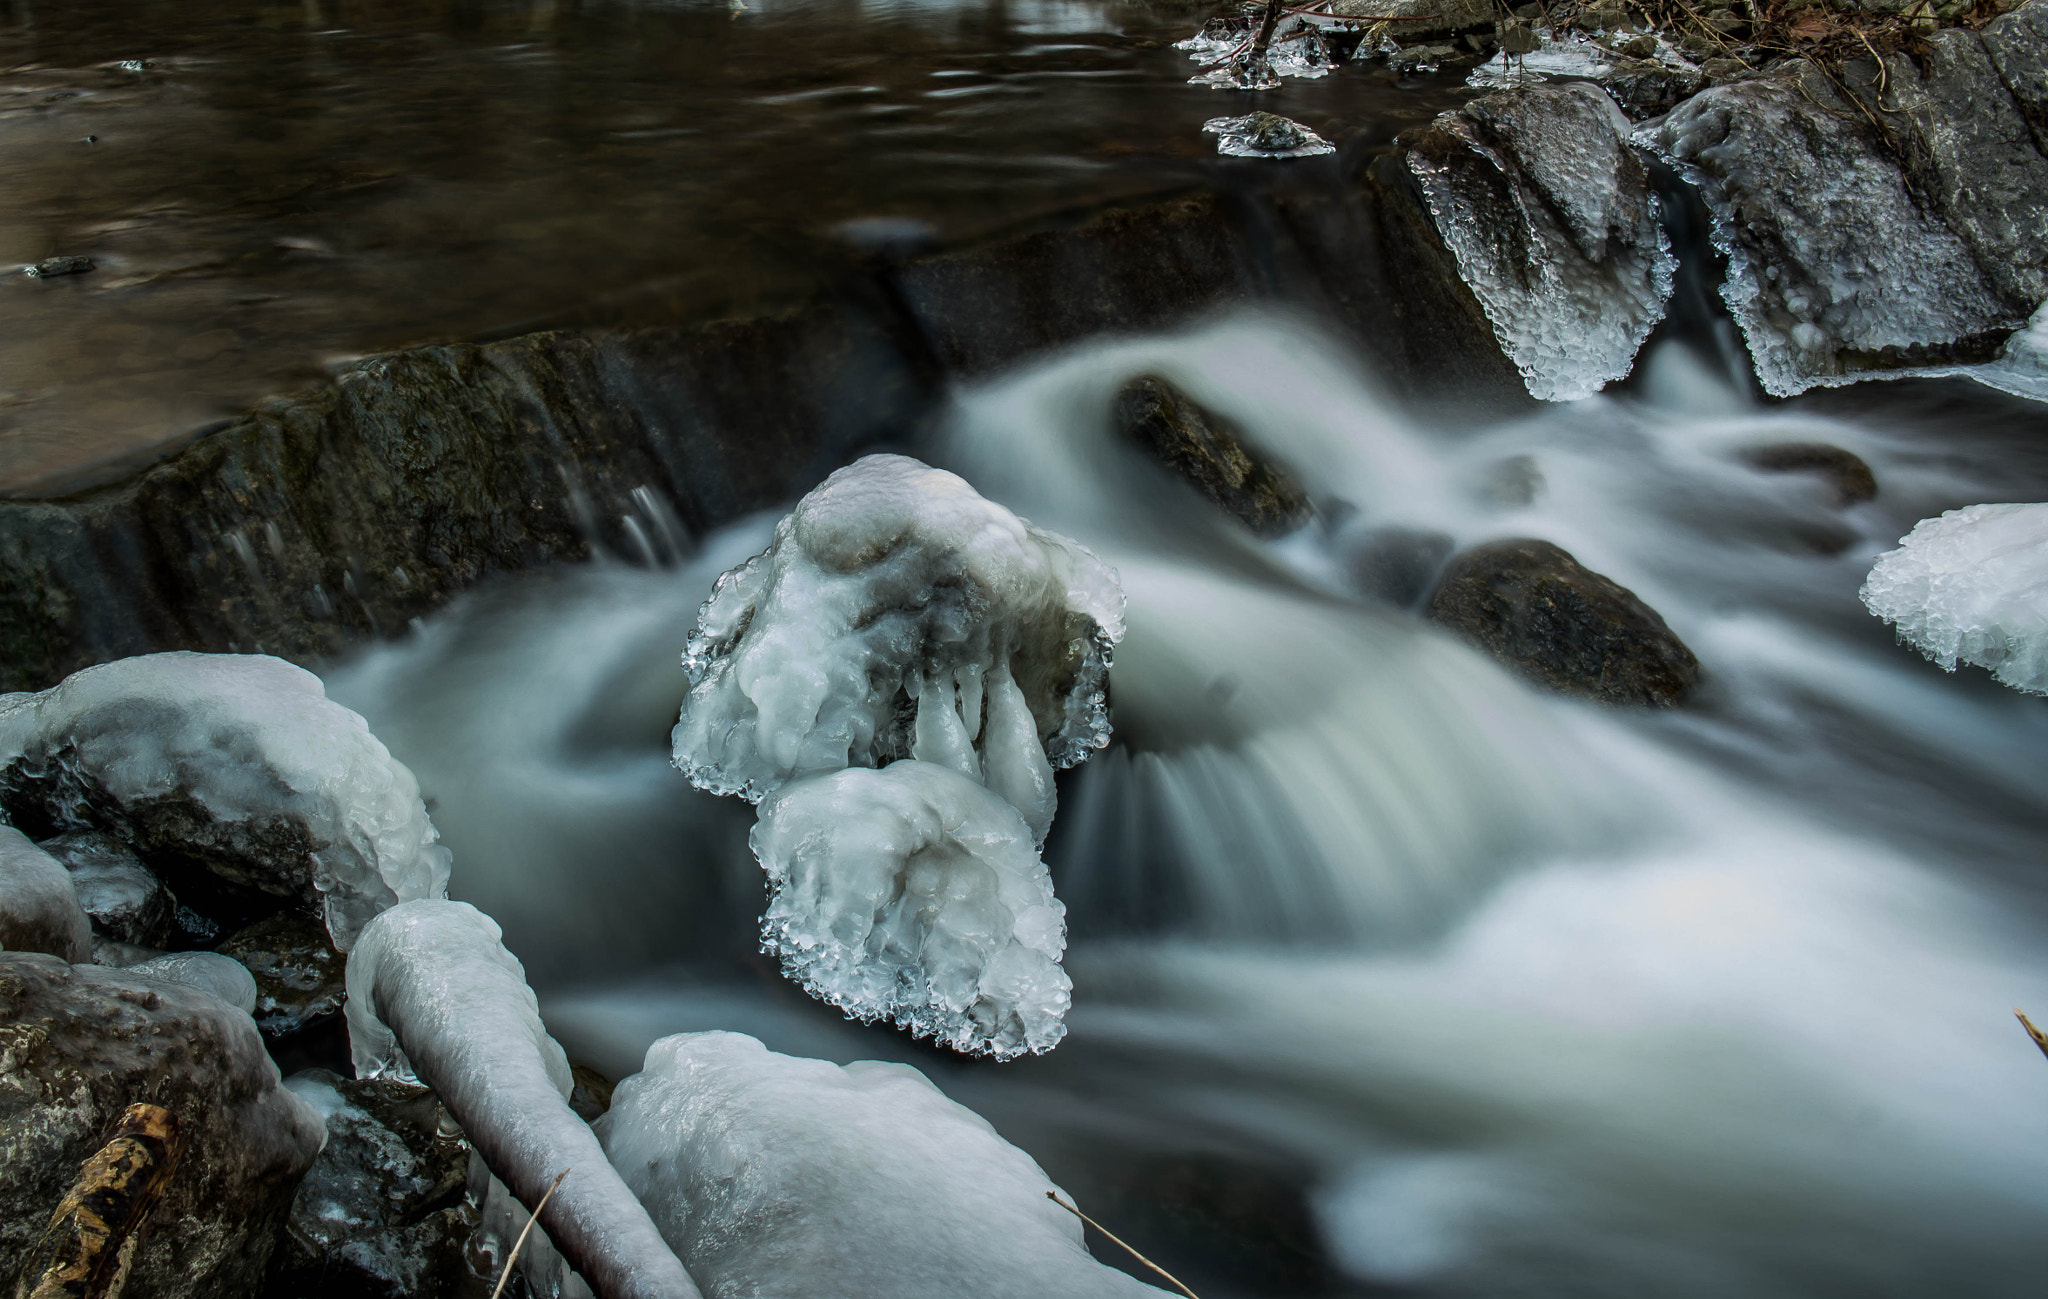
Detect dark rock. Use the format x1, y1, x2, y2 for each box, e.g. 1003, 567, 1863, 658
1341, 526, 1455, 606
40, 829, 176, 948
21, 256, 93, 279
1984, 0, 2048, 154
1113, 376, 1313, 534
1738, 441, 1878, 504
1243, 112, 1308, 152
568, 1063, 615, 1123
1426, 538, 1702, 706
0, 826, 90, 962
1618, 32, 1659, 56
1701, 55, 1747, 80
218, 909, 348, 1041
0, 953, 324, 1298
1598, 56, 1705, 118
1390, 42, 1459, 72
270, 1070, 476, 1299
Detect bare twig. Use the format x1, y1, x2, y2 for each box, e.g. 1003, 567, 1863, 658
2017, 1008, 2048, 1062
492, 1169, 572, 1299
1047, 1191, 1203, 1299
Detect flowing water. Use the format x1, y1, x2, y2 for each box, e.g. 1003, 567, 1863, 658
326, 312, 2048, 1297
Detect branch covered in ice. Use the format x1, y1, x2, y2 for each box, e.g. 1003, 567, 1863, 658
0, 825, 91, 961
1860, 502, 2048, 696
597, 1031, 1171, 1298
672, 454, 1123, 842
345, 900, 703, 1299
0, 653, 450, 949
752, 761, 1071, 1059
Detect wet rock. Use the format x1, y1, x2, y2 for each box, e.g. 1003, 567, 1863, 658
1738, 441, 1877, 505
1395, 83, 1675, 401
20, 256, 93, 279
40, 828, 176, 948
1643, 64, 2023, 395
1596, 56, 1704, 118
1426, 538, 1701, 705
1390, 42, 1459, 73
568, 1063, 615, 1123
0, 825, 91, 961
1340, 526, 1455, 607
1113, 376, 1312, 535
218, 909, 347, 1040
269, 1070, 475, 1299
0, 953, 325, 1298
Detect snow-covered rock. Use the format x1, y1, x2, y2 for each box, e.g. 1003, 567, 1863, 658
1861, 503, 2048, 696
752, 762, 1071, 1060
0, 653, 450, 949
672, 454, 1123, 842
1401, 84, 1675, 401
0, 825, 89, 962
345, 900, 702, 1299
596, 1031, 1171, 1299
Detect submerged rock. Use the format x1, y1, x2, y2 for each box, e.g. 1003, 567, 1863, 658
1340, 525, 1456, 608
1738, 442, 1877, 506
0, 953, 325, 1299
1397, 83, 1675, 401
1113, 375, 1312, 535
1426, 538, 1701, 706
0, 826, 90, 962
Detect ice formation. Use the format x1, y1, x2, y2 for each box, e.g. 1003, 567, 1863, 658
671, 454, 1123, 842
1465, 32, 1621, 87
129, 949, 260, 1014
345, 900, 703, 1299
1860, 503, 2048, 696
1204, 112, 1335, 159
752, 762, 1071, 1059
595, 1032, 1171, 1299
0, 824, 91, 961
1407, 85, 1675, 401
1178, 15, 1335, 89
0, 653, 450, 949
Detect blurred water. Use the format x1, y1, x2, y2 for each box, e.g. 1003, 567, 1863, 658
326, 314, 2048, 1296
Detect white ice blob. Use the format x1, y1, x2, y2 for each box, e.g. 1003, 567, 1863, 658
596, 1031, 1171, 1299
752, 761, 1071, 1059
1861, 502, 2048, 696
0, 652, 449, 949
128, 950, 259, 1014
671, 454, 1123, 842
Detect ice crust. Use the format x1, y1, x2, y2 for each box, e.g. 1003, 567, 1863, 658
1860, 503, 2048, 696
129, 949, 260, 1014
1179, 17, 1335, 89
1409, 85, 1676, 402
345, 900, 702, 1299
752, 762, 1071, 1059
0, 824, 91, 962
1203, 113, 1336, 158
596, 1031, 1170, 1299
671, 454, 1123, 842
0, 653, 450, 949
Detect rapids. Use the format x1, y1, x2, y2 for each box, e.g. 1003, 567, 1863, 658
325, 314, 2048, 1297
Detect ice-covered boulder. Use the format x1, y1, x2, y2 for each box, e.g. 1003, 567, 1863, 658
40, 828, 178, 948
596, 1031, 1171, 1299
1860, 503, 2048, 696
0, 825, 90, 961
0, 652, 450, 949
127, 949, 260, 1015
345, 900, 703, 1299
672, 454, 1123, 841
1398, 84, 1676, 402
0, 952, 325, 1299
753, 762, 1071, 1060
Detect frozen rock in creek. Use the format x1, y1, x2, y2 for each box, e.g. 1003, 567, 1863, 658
0, 652, 451, 949
1860, 503, 2048, 696
753, 762, 1071, 1060
0, 825, 90, 961
128, 949, 260, 1015
0, 953, 325, 1299
1327, 0, 1490, 39
1203, 112, 1336, 159
672, 454, 1124, 842
345, 900, 703, 1299
1465, 32, 1618, 88
1179, 15, 1335, 89
272, 1070, 475, 1299
1113, 375, 1312, 535
1401, 83, 1675, 401
219, 908, 349, 1039
596, 1032, 1172, 1299
1426, 538, 1701, 706
1641, 67, 2021, 396
40, 828, 175, 947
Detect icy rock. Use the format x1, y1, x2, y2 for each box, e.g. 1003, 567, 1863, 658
345, 900, 702, 1299
219, 908, 349, 1040
1641, 69, 2020, 396
0, 825, 90, 961
1402, 83, 1675, 401
40, 828, 175, 947
1327, 0, 1491, 38
596, 1031, 1172, 1299
672, 454, 1123, 841
1860, 503, 2048, 696
1466, 33, 1617, 87
0, 952, 325, 1299
1179, 15, 1335, 88
0, 652, 450, 949
273, 1070, 475, 1299
128, 949, 260, 1014
753, 762, 1072, 1060
1203, 112, 1336, 159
